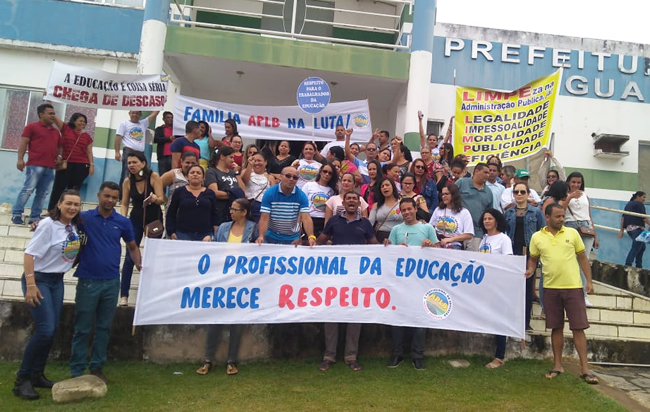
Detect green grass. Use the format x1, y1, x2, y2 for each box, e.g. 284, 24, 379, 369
0, 357, 624, 411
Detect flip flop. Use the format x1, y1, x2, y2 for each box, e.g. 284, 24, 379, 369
346, 361, 362, 371
196, 360, 212, 375
545, 370, 563, 379
581, 373, 599, 384
318, 360, 335, 371
226, 362, 239, 376
485, 358, 505, 369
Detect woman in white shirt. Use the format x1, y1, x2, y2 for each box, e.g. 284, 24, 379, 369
478, 208, 513, 370
14, 190, 82, 400
301, 162, 339, 237
240, 153, 277, 223
292, 141, 322, 190
429, 184, 474, 250
564, 171, 598, 305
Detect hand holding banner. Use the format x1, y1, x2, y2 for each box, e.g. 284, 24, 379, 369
134, 241, 526, 339
454, 69, 562, 165
45, 62, 168, 110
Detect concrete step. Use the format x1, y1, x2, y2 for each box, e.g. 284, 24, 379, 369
529, 317, 650, 340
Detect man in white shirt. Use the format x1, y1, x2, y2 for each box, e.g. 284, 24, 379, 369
114, 110, 159, 188
501, 168, 541, 210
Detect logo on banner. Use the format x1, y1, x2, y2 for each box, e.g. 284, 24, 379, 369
353, 114, 369, 128
423, 288, 452, 320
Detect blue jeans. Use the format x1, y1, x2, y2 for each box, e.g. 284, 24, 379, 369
176, 231, 212, 241
70, 277, 119, 376
565, 220, 594, 298
12, 166, 55, 220
626, 228, 646, 268
121, 222, 144, 298
18, 272, 64, 378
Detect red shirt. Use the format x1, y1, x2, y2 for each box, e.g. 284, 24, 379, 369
162, 125, 173, 156
23, 122, 61, 168
61, 124, 93, 164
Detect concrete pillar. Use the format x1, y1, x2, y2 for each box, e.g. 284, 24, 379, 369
138, 0, 170, 75
137, 0, 170, 167
403, 0, 436, 152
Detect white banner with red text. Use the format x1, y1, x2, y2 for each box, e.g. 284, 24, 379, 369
134, 240, 526, 339
173, 94, 372, 142
45, 62, 168, 110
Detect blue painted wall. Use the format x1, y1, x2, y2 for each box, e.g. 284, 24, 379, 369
432, 36, 650, 104
0, 0, 143, 53
591, 198, 650, 269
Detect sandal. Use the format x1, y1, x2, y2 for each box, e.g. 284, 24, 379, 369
196, 360, 212, 375
545, 370, 563, 379
485, 358, 504, 369
346, 360, 362, 371
318, 360, 335, 371
581, 373, 599, 384
226, 362, 239, 376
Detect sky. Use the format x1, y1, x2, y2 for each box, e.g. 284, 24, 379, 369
436, 0, 649, 45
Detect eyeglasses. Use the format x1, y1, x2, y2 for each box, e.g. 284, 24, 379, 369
229, 207, 244, 212
321, 170, 332, 175
284, 174, 299, 180
414, 165, 425, 169
513, 190, 528, 195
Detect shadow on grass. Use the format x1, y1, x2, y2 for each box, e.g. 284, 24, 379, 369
0, 356, 625, 411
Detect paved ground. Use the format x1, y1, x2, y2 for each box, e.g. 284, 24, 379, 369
577, 364, 650, 411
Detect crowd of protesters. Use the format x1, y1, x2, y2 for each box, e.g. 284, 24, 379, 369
18, 105, 650, 399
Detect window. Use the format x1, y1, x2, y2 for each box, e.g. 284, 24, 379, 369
638, 142, 650, 195
0, 86, 97, 150
426, 120, 444, 139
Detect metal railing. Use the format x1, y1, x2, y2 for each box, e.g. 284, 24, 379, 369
169, 0, 412, 51
591, 205, 650, 233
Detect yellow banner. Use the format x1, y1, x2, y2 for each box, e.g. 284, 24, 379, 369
453, 69, 562, 165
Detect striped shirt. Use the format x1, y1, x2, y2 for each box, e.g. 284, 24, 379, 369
260, 184, 309, 243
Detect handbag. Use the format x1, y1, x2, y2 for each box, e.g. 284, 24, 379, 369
56, 130, 82, 171
142, 177, 164, 238
373, 202, 398, 235
567, 206, 595, 237
635, 230, 650, 243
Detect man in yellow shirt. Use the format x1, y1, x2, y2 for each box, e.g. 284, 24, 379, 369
526, 203, 598, 384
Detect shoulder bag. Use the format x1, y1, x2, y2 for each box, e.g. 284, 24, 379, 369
567, 205, 595, 237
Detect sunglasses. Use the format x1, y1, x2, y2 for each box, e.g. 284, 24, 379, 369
366, 147, 377, 151
414, 165, 425, 169
513, 190, 528, 195
284, 174, 299, 180
321, 170, 332, 175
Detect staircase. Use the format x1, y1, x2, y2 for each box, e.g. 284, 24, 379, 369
0, 204, 141, 305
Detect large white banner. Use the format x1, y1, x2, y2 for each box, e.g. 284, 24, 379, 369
45, 62, 168, 110
173, 95, 372, 142
134, 241, 526, 339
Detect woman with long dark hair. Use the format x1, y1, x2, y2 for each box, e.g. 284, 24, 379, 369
409, 159, 438, 211
504, 181, 545, 331
369, 178, 402, 242
119, 152, 164, 306
267, 140, 297, 177
302, 162, 338, 237
48, 113, 94, 212
361, 159, 382, 211
197, 198, 257, 377
619, 191, 650, 268
196, 121, 212, 171
429, 184, 473, 250
240, 153, 276, 223
564, 171, 598, 306
14, 190, 81, 400
477, 208, 513, 369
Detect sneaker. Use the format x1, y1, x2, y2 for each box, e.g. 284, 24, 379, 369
412, 359, 426, 370
11, 216, 24, 225
119, 297, 128, 307
387, 356, 403, 368
90, 369, 108, 384
584, 297, 594, 308
13, 376, 39, 400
